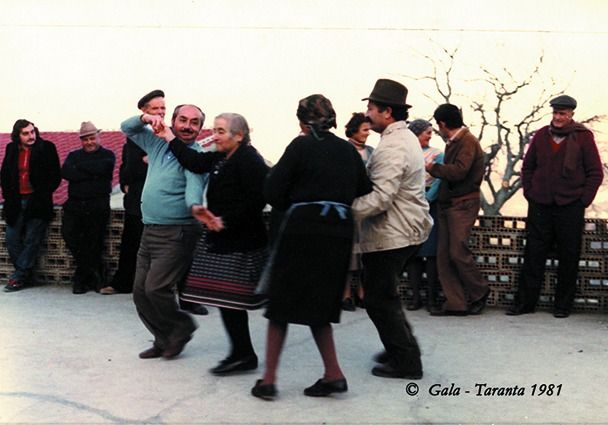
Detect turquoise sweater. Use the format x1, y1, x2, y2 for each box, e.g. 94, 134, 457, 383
120, 116, 204, 225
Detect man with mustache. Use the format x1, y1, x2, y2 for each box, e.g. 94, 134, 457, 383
121, 103, 207, 359
1, 120, 61, 292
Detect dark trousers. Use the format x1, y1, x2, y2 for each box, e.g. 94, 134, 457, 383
133, 224, 202, 350
219, 308, 256, 359
5, 199, 48, 283
110, 213, 144, 293
362, 245, 422, 373
62, 199, 110, 290
517, 201, 585, 312
436, 198, 488, 312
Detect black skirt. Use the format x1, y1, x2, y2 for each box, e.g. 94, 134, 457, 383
264, 203, 354, 326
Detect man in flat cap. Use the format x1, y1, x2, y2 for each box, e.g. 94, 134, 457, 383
507, 95, 603, 318
1, 120, 61, 292
61, 121, 116, 294
352, 79, 432, 379
101, 90, 162, 295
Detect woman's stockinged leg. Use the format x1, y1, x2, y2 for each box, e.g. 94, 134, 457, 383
310, 323, 345, 382
262, 320, 288, 384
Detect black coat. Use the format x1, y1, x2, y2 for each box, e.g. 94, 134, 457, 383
169, 139, 269, 253
1, 138, 61, 225
119, 138, 148, 217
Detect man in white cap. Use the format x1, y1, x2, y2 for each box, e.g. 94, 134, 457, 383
61, 121, 116, 294
507, 95, 603, 318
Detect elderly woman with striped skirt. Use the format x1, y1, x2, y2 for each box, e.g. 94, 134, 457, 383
162, 112, 269, 375
251, 94, 372, 400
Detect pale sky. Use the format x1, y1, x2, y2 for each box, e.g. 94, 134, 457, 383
2, 1, 607, 168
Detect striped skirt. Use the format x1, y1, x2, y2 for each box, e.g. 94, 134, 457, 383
180, 238, 268, 310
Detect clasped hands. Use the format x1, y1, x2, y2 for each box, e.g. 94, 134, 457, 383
192, 205, 225, 232
141, 113, 174, 142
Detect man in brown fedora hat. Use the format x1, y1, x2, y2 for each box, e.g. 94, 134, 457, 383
352, 78, 432, 379
61, 121, 115, 294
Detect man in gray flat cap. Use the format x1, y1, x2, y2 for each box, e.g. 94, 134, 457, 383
61, 121, 116, 294
507, 95, 603, 318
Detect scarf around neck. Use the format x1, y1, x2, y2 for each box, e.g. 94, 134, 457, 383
549, 121, 590, 177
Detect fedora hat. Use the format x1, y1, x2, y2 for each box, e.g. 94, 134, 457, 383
79, 121, 100, 138
362, 79, 412, 108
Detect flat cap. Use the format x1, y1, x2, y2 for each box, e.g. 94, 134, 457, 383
137, 89, 165, 109
549, 95, 577, 110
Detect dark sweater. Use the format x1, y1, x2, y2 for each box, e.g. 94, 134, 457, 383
61, 147, 115, 202
522, 124, 603, 207
428, 128, 485, 205
1, 138, 61, 225
169, 139, 269, 253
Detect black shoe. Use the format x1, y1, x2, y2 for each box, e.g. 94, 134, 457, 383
406, 299, 422, 311
468, 288, 491, 315
342, 297, 356, 311
553, 309, 570, 318
304, 378, 348, 397
505, 304, 535, 316
139, 346, 163, 359
4, 279, 25, 292
354, 296, 365, 309
162, 335, 192, 359
210, 354, 258, 375
429, 307, 467, 316
72, 283, 88, 294
372, 363, 422, 380
189, 305, 209, 316
373, 350, 389, 364
251, 379, 277, 401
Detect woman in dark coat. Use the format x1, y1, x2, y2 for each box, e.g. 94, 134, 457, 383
163, 113, 269, 375
251, 94, 372, 400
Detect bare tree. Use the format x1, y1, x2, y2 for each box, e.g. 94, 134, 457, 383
404, 44, 603, 215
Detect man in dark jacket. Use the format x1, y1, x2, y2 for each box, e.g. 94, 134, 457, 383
1, 120, 61, 292
507, 95, 604, 318
427, 104, 490, 316
61, 121, 115, 294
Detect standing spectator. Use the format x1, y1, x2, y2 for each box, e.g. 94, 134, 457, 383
121, 104, 206, 360
61, 121, 115, 294
352, 79, 432, 380
342, 112, 373, 311
405, 119, 443, 311
251, 94, 372, 400
507, 95, 603, 318
427, 104, 489, 316
161, 112, 269, 375
1, 120, 61, 292
100, 90, 161, 295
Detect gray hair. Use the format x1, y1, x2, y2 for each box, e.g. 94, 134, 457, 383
408, 119, 432, 137
216, 112, 251, 144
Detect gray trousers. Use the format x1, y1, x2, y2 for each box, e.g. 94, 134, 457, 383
133, 223, 202, 349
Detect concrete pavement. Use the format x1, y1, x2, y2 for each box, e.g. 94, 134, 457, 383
1, 285, 607, 424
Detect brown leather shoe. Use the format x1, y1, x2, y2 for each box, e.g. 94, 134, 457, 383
139, 346, 163, 359
162, 336, 192, 359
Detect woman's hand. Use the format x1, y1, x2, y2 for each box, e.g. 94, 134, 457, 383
192, 205, 225, 231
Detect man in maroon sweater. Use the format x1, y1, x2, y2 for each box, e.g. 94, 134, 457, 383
507, 95, 603, 318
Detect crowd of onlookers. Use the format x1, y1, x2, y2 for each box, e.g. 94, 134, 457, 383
1, 81, 603, 400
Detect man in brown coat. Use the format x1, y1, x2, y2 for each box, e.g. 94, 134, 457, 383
426, 104, 490, 316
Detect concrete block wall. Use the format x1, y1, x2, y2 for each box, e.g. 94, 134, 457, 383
1, 209, 607, 312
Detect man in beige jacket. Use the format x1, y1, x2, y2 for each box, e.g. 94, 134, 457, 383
352, 79, 432, 379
